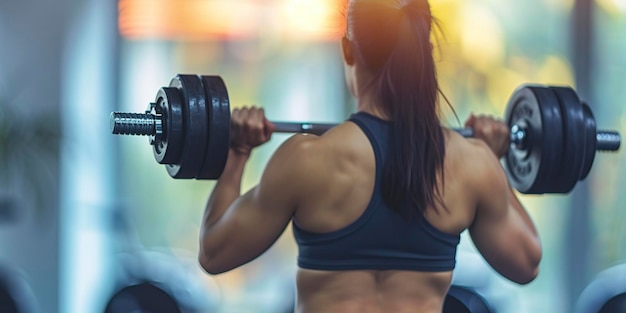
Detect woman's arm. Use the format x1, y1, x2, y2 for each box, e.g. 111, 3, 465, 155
198, 107, 314, 274
468, 148, 542, 284
465, 115, 542, 284
201, 149, 250, 229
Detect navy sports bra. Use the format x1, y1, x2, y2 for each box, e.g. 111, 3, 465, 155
292, 112, 460, 272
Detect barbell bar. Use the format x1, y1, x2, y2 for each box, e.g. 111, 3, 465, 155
110, 74, 621, 195
111, 115, 620, 151
112, 117, 528, 147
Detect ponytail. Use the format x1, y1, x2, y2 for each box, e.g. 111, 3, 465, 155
348, 0, 445, 219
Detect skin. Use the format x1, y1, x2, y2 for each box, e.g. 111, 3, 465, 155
198, 36, 542, 313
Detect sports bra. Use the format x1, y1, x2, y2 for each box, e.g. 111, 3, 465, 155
292, 111, 460, 271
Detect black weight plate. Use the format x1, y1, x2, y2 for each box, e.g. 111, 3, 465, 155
197, 76, 231, 179
550, 86, 585, 193
166, 75, 209, 179
580, 103, 597, 180
444, 286, 493, 313
152, 87, 184, 165
105, 282, 182, 313
504, 85, 563, 194
504, 86, 542, 193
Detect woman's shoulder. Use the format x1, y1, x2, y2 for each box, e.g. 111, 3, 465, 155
443, 128, 505, 184
270, 133, 323, 169
283, 121, 369, 156
269, 132, 337, 176
269, 121, 372, 181
444, 128, 499, 161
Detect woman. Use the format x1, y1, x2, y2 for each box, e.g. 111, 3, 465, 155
198, 0, 542, 312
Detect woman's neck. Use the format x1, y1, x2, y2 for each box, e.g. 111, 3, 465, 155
356, 92, 391, 121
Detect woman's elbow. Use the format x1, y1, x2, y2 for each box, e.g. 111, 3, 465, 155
198, 253, 228, 275
198, 240, 222, 275
198, 232, 225, 274
516, 244, 542, 285
514, 265, 540, 285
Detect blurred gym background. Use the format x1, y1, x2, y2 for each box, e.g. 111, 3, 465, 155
0, 0, 625, 312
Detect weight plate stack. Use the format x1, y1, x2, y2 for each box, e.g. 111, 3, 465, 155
197, 76, 231, 180
551, 86, 585, 194
166, 75, 209, 179
504, 85, 564, 194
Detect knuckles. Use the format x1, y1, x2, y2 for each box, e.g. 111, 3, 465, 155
230, 106, 270, 146
244, 120, 262, 129
473, 116, 508, 136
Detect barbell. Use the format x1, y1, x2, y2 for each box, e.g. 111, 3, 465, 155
110, 74, 621, 194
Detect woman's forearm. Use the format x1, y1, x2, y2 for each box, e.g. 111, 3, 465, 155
507, 187, 539, 237
202, 149, 250, 227
509, 186, 543, 275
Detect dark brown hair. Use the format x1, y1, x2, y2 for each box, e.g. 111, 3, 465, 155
346, 0, 445, 219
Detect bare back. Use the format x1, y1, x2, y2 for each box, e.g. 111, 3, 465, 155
199, 109, 540, 312
292, 122, 490, 313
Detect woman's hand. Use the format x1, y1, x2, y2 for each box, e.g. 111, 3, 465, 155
230, 106, 276, 156
464, 114, 510, 158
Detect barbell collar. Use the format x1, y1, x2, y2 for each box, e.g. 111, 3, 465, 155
510, 125, 527, 149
